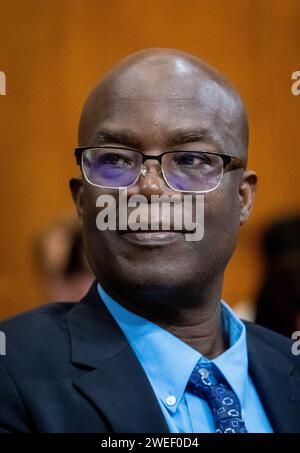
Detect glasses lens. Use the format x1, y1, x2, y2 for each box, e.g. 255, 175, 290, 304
162, 151, 223, 192
82, 148, 142, 188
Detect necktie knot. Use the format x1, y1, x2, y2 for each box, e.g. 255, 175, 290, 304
187, 360, 248, 433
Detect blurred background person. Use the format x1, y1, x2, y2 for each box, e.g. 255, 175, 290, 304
33, 215, 94, 302
255, 214, 300, 337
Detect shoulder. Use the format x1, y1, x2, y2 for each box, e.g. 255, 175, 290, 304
243, 320, 292, 349
0, 302, 78, 432
0, 302, 75, 336
0, 302, 76, 367
243, 320, 300, 369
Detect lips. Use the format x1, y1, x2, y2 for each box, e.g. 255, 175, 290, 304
120, 230, 183, 246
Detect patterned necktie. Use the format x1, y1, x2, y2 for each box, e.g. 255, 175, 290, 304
187, 360, 248, 433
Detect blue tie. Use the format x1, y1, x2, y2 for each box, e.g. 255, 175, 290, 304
187, 360, 248, 433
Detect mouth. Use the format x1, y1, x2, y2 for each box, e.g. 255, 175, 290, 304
119, 230, 184, 247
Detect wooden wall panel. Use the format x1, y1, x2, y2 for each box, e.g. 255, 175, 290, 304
0, 0, 299, 318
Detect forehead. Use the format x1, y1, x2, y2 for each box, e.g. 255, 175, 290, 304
81, 60, 242, 154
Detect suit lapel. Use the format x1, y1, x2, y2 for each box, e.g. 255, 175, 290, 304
67, 282, 169, 433
246, 324, 300, 433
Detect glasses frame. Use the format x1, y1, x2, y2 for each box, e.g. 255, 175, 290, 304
75, 146, 246, 193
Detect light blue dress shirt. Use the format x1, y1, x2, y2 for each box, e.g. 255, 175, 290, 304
97, 283, 273, 433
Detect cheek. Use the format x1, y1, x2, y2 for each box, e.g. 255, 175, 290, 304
206, 171, 240, 222
82, 186, 99, 236
206, 188, 240, 229
202, 178, 241, 258
82, 184, 118, 229
81, 185, 117, 264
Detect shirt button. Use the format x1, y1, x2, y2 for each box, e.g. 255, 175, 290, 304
166, 395, 177, 406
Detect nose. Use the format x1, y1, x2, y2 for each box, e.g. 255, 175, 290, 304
138, 160, 170, 198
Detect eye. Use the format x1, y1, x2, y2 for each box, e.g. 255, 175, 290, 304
98, 153, 132, 167
174, 153, 210, 167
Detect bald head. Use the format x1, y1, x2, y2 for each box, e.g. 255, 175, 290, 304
78, 48, 248, 163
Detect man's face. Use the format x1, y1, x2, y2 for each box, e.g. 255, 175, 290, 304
72, 57, 253, 301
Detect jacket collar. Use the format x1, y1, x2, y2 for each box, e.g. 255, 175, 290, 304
245, 322, 300, 433
67, 281, 170, 433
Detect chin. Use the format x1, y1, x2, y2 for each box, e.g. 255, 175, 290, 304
108, 258, 194, 295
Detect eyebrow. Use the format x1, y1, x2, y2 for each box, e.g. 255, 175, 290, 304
169, 128, 212, 146
93, 129, 141, 149
93, 127, 215, 149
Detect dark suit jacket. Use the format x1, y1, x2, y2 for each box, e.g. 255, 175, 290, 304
0, 281, 299, 433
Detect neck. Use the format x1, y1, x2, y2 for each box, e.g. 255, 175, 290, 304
156, 300, 227, 359
101, 276, 227, 359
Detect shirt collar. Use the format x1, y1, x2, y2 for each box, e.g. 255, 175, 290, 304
215, 302, 248, 407
97, 283, 248, 412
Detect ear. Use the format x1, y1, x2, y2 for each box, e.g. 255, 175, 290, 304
239, 170, 257, 225
69, 178, 84, 220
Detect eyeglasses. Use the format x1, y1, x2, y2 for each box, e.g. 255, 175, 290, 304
75, 146, 245, 193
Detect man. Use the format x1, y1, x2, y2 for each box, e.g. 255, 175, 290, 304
0, 49, 299, 433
